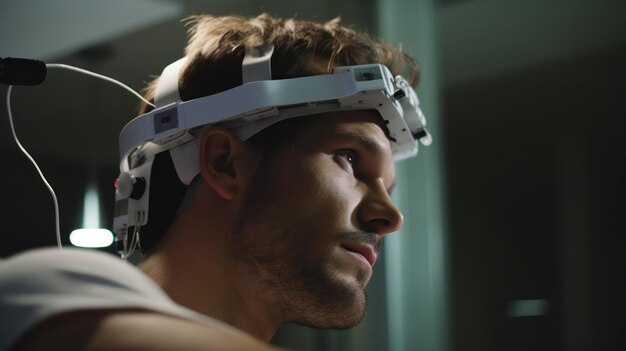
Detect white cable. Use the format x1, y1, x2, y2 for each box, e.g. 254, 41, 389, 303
122, 212, 142, 260
46, 64, 155, 108
6, 63, 154, 250
6, 86, 63, 248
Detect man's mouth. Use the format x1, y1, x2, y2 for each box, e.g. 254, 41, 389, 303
341, 241, 378, 268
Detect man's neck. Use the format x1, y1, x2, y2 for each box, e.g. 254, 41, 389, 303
138, 216, 281, 341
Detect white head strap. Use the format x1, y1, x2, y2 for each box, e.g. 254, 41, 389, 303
150, 46, 276, 185
153, 44, 273, 108
241, 44, 274, 83
154, 57, 188, 107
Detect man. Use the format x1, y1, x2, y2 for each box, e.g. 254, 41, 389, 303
0, 13, 427, 350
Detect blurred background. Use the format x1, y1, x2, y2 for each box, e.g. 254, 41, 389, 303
1, 0, 624, 350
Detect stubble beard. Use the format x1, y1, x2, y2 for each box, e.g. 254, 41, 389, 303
231, 218, 369, 329
230, 168, 368, 329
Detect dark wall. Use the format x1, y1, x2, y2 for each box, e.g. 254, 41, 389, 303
445, 46, 626, 351
0, 148, 117, 257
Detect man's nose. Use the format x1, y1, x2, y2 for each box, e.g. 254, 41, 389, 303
358, 183, 404, 236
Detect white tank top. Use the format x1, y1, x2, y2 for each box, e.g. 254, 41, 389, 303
0, 248, 239, 351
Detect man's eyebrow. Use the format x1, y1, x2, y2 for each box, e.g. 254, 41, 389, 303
332, 129, 396, 195
333, 130, 387, 160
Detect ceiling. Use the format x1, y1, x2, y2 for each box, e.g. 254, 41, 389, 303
1, 0, 625, 169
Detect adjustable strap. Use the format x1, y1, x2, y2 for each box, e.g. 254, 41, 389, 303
241, 44, 273, 84
154, 44, 273, 107
154, 57, 188, 107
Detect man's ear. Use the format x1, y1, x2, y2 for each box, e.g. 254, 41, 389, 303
199, 128, 254, 200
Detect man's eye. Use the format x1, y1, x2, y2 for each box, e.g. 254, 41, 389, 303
336, 150, 356, 164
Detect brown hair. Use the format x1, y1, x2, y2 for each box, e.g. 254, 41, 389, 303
138, 13, 419, 114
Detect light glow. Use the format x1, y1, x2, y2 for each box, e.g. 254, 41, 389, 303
70, 185, 113, 248
70, 228, 113, 248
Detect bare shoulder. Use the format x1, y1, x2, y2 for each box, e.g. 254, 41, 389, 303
13, 309, 286, 351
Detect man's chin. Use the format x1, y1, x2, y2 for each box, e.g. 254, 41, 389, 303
292, 311, 366, 330
294, 288, 368, 329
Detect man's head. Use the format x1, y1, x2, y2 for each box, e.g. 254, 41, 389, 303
132, 13, 420, 252
130, 13, 422, 331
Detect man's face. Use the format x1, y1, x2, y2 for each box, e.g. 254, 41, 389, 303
231, 110, 403, 329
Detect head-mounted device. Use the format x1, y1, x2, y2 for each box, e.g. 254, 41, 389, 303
113, 46, 431, 254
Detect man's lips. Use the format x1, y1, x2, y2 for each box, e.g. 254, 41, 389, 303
341, 241, 378, 267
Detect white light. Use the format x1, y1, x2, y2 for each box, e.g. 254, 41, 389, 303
70, 228, 114, 248
70, 184, 113, 248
